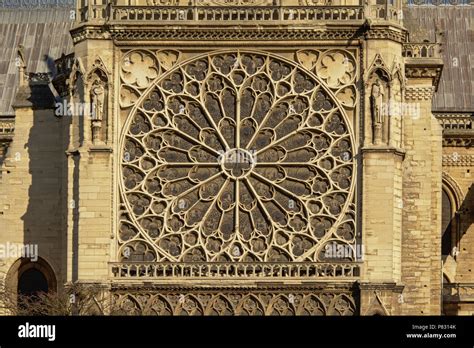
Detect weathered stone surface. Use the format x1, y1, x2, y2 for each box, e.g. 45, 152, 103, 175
0, 0, 472, 316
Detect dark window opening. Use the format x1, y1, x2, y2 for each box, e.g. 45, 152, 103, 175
441, 189, 455, 257
18, 268, 49, 297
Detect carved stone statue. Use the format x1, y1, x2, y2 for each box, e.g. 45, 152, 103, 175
91, 79, 105, 121
90, 78, 106, 144
370, 79, 385, 145
371, 79, 385, 124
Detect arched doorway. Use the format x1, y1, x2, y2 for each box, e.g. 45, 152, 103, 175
4, 257, 57, 309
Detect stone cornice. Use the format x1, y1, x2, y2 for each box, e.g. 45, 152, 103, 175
360, 146, 406, 159
110, 282, 358, 291
442, 130, 474, 147
404, 61, 443, 91
435, 112, 474, 147
357, 282, 404, 292
70, 24, 407, 44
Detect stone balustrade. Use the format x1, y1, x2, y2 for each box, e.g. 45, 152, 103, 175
110, 262, 362, 280
436, 113, 473, 130
403, 42, 440, 58
78, 2, 408, 23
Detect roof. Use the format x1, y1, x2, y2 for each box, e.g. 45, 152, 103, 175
403, 5, 474, 112
0, 5, 472, 115
0, 7, 74, 116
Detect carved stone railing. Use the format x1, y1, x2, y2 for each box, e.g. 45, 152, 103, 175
436, 113, 474, 147
443, 283, 474, 302
55, 53, 75, 77
107, 5, 365, 22
403, 42, 440, 58
75, 0, 412, 24
0, 118, 15, 137
369, 4, 402, 21
110, 262, 362, 280
436, 113, 473, 130
79, 4, 109, 22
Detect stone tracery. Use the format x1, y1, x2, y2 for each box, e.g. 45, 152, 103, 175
112, 290, 357, 316
119, 50, 357, 264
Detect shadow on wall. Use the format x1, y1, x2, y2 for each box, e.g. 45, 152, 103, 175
459, 183, 474, 240
442, 182, 474, 315
14, 72, 73, 294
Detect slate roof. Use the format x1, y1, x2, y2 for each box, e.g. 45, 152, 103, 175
0, 8, 74, 116
0, 5, 472, 115
404, 5, 474, 112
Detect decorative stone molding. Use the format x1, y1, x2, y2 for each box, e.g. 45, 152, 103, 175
361, 146, 406, 159
364, 28, 407, 43
443, 139, 473, 147
442, 172, 464, 209
403, 40, 443, 91
366, 53, 390, 80
436, 113, 474, 147
436, 113, 473, 130
295, 48, 358, 111
71, 26, 407, 44
404, 86, 435, 100
110, 285, 358, 315
87, 56, 110, 78
405, 66, 443, 90
442, 154, 474, 166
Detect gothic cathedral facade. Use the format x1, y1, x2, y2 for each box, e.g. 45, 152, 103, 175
0, 0, 473, 315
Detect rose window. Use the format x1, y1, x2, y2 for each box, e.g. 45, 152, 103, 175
119, 51, 356, 263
